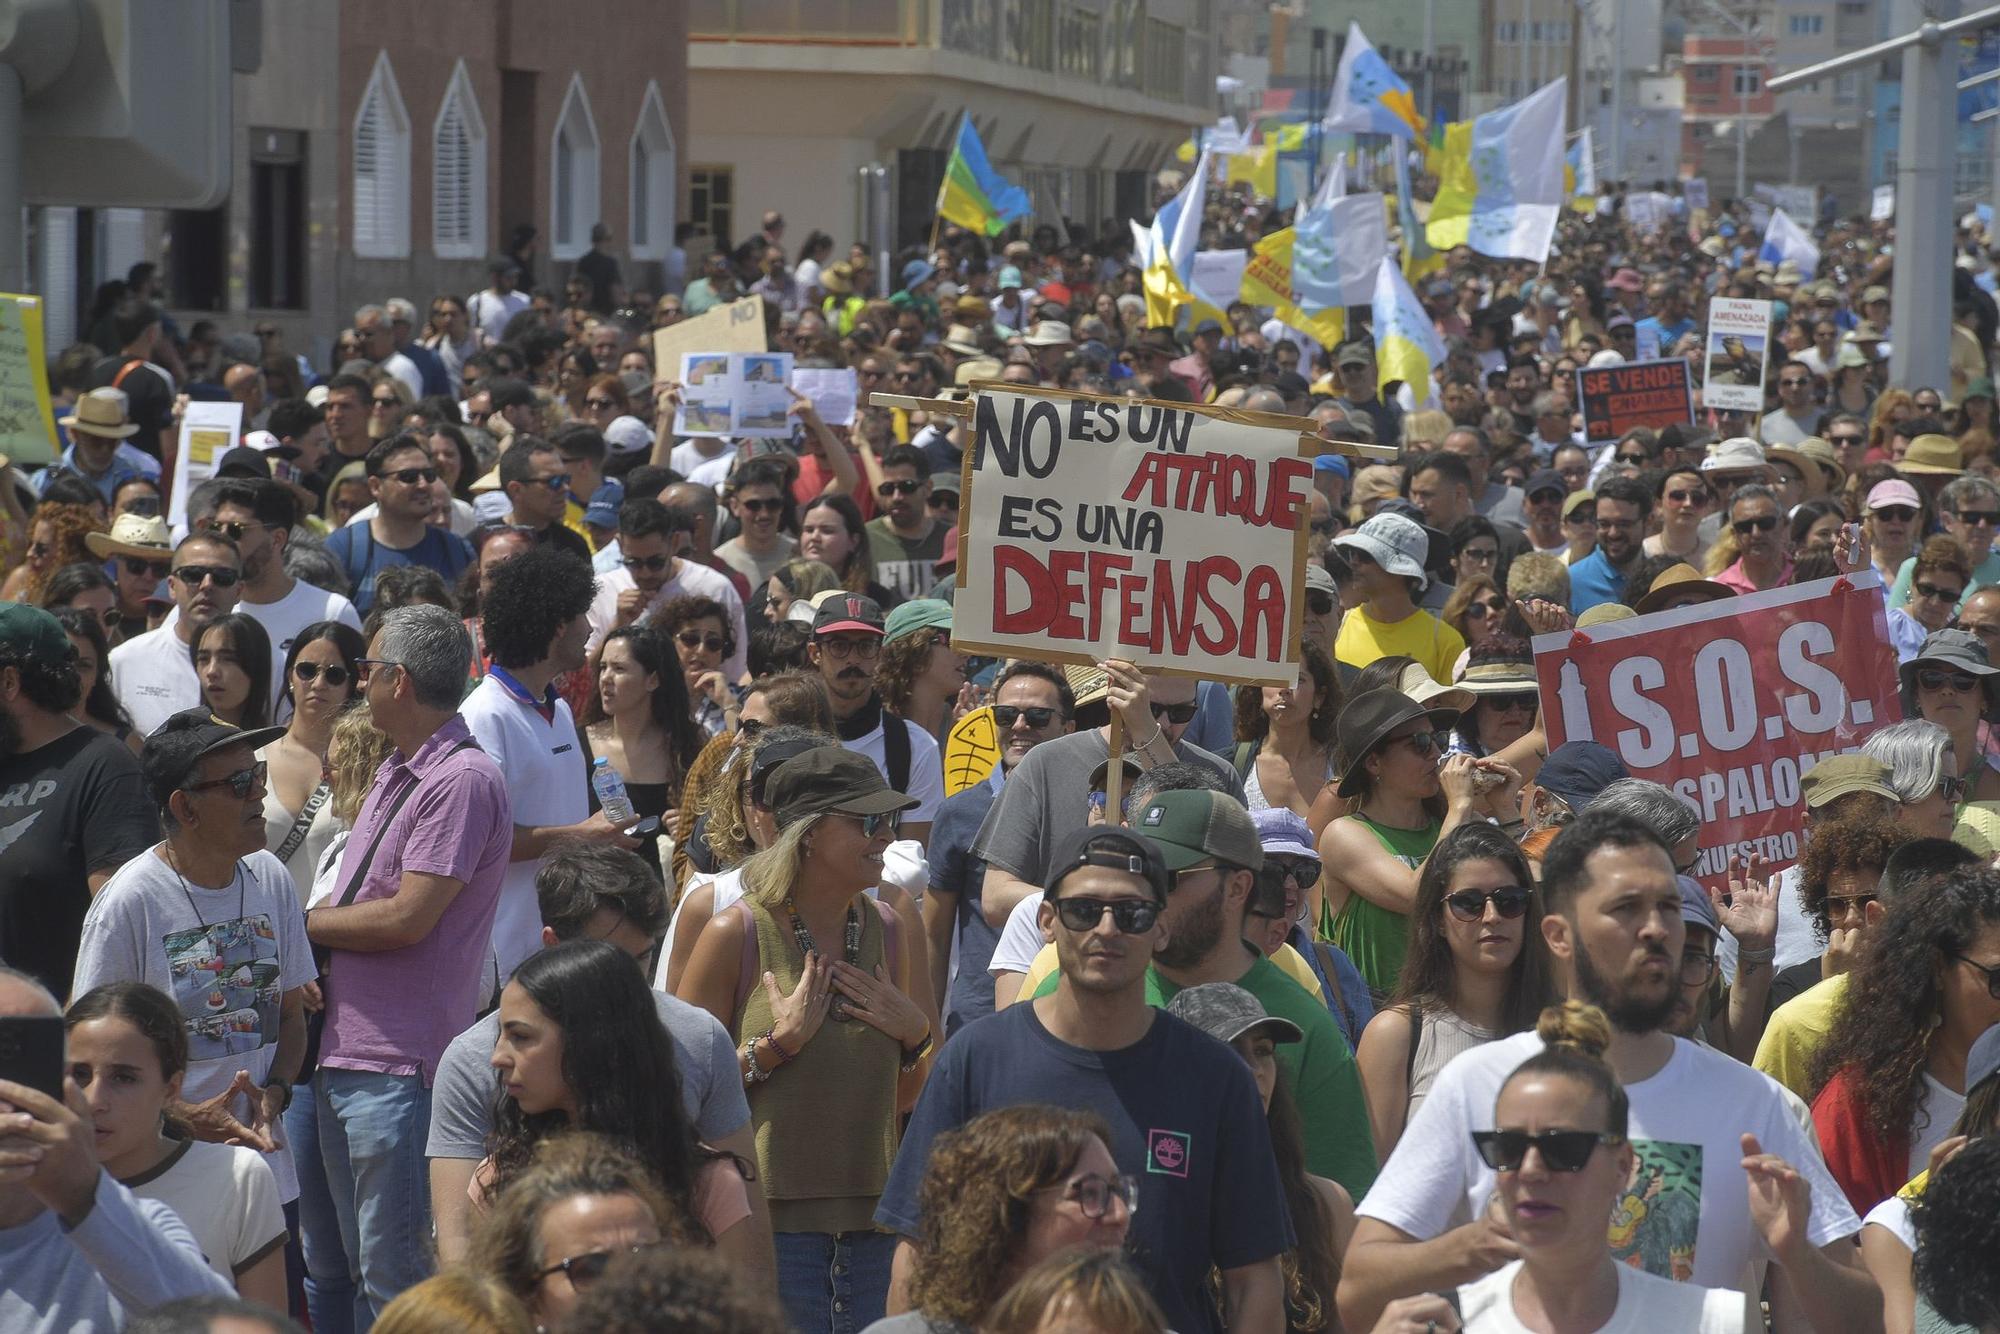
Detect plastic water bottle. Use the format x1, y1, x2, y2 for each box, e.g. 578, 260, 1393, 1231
592, 758, 636, 826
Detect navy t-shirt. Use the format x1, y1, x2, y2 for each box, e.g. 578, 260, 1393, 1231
929, 778, 1002, 1035
324, 523, 474, 615
875, 1002, 1293, 1334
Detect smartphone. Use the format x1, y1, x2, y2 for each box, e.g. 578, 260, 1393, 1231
624, 816, 662, 839
0, 1016, 64, 1101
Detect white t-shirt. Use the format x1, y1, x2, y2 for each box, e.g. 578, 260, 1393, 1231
379, 351, 423, 400
586, 559, 749, 681
1457, 1258, 1746, 1333
123, 1140, 286, 1286
1911, 1075, 1966, 1178
844, 714, 944, 826
1356, 1031, 1861, 1296
459, 673, 589, 981
1861, 1191, 1916, 1251
656, 867, 745, 991
468, 288, 532, 345
72, 848, 317, 1200
170, 581, 361, 715
671, 438, 733, 477
108, 624, 204, 736
990, 889, 1047, 977
686, 453, 735, 491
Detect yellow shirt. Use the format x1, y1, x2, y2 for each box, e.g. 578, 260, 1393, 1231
1752, 971, 1848, 1100
1016, 939, 1324, 1003
1334, 604, 1466, 686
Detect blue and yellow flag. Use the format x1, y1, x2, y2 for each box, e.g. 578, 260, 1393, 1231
1371, 255, 1446, 407
1142, 152, 1211, 326
1322, 22, 1423, 141
936, 116, 1032, 238
1425, 80, 1567, 263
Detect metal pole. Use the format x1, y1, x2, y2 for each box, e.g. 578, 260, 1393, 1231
0, 65, 20, 296
1520, 0, 1531, 96
1422, 0, 1435, 122
1609, 4, 1625, 186
1737, 17, 1749, 201
1890, 0, 1959, 393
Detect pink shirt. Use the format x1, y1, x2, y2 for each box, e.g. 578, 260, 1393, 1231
1713, 557, 1792, 595
318, 715, 512, 1084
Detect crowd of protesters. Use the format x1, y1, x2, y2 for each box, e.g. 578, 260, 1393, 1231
4, 165, 2000, 1334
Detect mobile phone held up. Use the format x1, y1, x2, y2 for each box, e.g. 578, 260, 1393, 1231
0, 1016, 64, 1102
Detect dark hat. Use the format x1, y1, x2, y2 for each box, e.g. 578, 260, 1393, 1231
1131, 790, 1264, 872
812, 592, 885, 637
141, 708, 286, 810
213, 445, 272, 480
1678, 875, 1719, 936
762, 747, 918, 830
1086, 754, 1143, 793
1273, 370, 1311, 399
748, 736, 828, 806
1043, 825, 1172, 904
1165, 981, 1303, 1045
1535, 740, 1630, 812
1335, 342, 1373, 369
1335, 687, 1462, 798
1133, 328, 1179, 358
1193, 318, 1224, 336
0, 602, 73, 659
1524, 467, 1567, 501
1899, 628, 2000, 722
487, 377, 537, 411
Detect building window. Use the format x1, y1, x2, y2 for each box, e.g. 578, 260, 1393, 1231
1692, 64, 1718, 84
352, 51, 410, 259
432, 61, 487, 260
1058, 6, 1101, 80
1787, 14, 1823, 35
250, 128, 306, 309
550, 74, 600, 261
629, 81, 677, 261
1733, 64, 1761, 95
688, 167, 733, 245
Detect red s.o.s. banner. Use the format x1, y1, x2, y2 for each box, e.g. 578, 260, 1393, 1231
1532, 573, 1899, 887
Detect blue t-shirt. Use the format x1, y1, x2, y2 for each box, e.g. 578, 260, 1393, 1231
1567, 548, 1629, 615
1634, 314, 1696, 350
323, 523, 474, 615
875, 1003, 1293, 1334
928, 775, 1003, 1035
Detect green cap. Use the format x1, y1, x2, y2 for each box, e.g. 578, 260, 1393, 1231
1131, 790, 1264, 872
1801, 753, 1896, 808
763, 746, 919, 829
882, 598, 953, 645
0, 602, 72, 660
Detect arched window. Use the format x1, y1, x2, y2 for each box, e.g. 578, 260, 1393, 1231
628, 82, 677, 261
550, 74, 600, 261
352, 52, 411, 259
432, 60, 488, 259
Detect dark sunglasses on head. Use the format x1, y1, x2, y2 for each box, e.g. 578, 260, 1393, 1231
171, 564, 241, 588
993, 705, 1059, 728
185, 760, 268, 800
1444, 886, 1532, 922
1917, 667, 1980, 694
534, 1240, 670, 1286
1150, 700, 1199, 725
677, 631, 727, 654
1053, 896, 1162, 934
1872, 505, 1918, 523
877, 478, 925, 497
622, 554, 672, 572
738, 496, 784, 514
293, 661, 352, 688
1471, 1127, 1624, 1173
1731, 514, 1779, 536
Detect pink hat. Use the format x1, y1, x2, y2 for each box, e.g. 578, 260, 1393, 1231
1607, 268, 1645, 292
1867, 479, 1922, 511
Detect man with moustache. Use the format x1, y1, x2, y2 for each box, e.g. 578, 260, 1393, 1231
110, 532, 243, 734
806, 594, 943, 847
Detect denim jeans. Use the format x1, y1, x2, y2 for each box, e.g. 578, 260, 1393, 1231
287, 1086, 363, 1334
774, 1230, 898, 1334
315, 1068, 435, 1327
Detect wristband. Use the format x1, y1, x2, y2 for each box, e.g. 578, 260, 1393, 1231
1134, 723, 1166, 750
1736, 946, 1776, 965
764, 1028, 796, 1062
899, 1030, 933, 1072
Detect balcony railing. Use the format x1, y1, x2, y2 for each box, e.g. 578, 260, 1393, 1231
690, 0, 928, 45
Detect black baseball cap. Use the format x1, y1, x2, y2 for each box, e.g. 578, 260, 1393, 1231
1043, 826, 1172, 904
141, 708, 285, 809
1524, 468, 1566, 499
763, 747, 917, 829
213, 446, 273, 480
812, 593, 885, 638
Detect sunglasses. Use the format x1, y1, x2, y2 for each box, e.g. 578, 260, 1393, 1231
1915, 582, 1966, 604
849, 810, 900, 838
186, 760, 268, 800
1731, 514, 1779, 536
1309, 517, 1337, 535
171, 565, 241, 588
354, 656, 403, 684
1527, 489, 1564, 505
371, 396, 400, 409
1954, 511, 2000, 527
1472, 1128, 1625, 1173
1482, 691, 1538, 714
1665, 488, 1710, 507
381, 466, 440, 486
738, 497, 785, 514
1307, 592, 1335, 616
1825, 892, 1878, 925
530, 473, 572, 491
1954, 953, 2000, 1000
585, 396, 618, 410
1616, 450, 1649, 465
122, 556, 171, 579
1872, 505, 1918, 523
676, 631, 727, 654
118, 496, 162, 517
535, 1240, 670, 1286
1917, 667, 1980, 694
877, 478, 925, 497
1040, 1172, 1140, 1221
993, 705, 1060, 728
1466, 599, 1508, 620
293, 661, 352, 688
1269, 856, 1321, 888
1460, 547, 1499, 565
26, 541, 50, 559
1150, 701, 1199, 725
1778, 377, 1813, 388
1941, 773, 1971, 804
1389, 728, 1449, 757
1444, 886, 1532, 922
197, 520, 269, 543
622, 554, 672, 572
1052, 896, 1162, 934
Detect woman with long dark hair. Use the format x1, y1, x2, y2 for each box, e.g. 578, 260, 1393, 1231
50, 605, 138, 752
1809, 868, 2000, 1216
482, 940, 768, 1278
799, 494, 895, 603
192, 612, 274, 730
38, 561, 120, 636
1232, 641, 1340, 817
261, 620, 367, 901
1353, 823, 1555, 1156
577, 625, 705, 873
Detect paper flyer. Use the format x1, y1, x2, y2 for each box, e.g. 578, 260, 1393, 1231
792, 367, 858, 426
675, 351, 796, 439
169, 400, 244, 528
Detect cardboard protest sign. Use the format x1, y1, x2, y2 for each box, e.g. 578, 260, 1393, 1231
953, 384, 1314, 687
651, 294, 766, 369
1702, 297, 1771, 413
0, 294, 60, 466
1533, 572, 1898, 887
1576, 358, 1694, 444
1682, 178, 1709, 211
674, 352, 795, 439
168, 401, 243, 528
1871, 185, 1895, 222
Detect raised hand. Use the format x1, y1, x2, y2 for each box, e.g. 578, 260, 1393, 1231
1712, 854, 1779, 957
1742, 1132, 1811, 1264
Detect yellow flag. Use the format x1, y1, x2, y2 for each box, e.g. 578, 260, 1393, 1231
1424, 118, 1476, 252
1225, 142, 1278, 198
1240, 227, 1345, 349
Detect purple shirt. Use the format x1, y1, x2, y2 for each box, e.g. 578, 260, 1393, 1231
319, 715, 512, 1084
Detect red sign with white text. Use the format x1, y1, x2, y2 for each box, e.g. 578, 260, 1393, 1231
1532, 574, 1899, 887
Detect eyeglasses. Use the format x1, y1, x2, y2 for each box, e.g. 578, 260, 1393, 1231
1872, 505, 1918, 523
1150, 701, 1199, 725
1680, 951, 1719, 986
1309, 517, 1337, 535
1665, 488, 1710, 507
1954, 511, 2000, 527
1052, 896, 1162, 934
585, 396, 618, 410
1917, 667, 1980, 694
1915, 582, 1966, 604
1731, 514, 1780, 536
1466, 598, 1509, 620
817, 636, 881, 659
293, 661, 352, 688
380, 466, 440, 486
1953, 953, 2000, 1000
738, 497, 785, 514
877, 478, 925, 497
122, 556, 171, 579
1460, 547, 1499, 566
1269, 856, 1321, 888
355, 657, 403, 684
1307, 592, 1335, 616
1471, 1128, 1625, 1173
185, 761, 267, 800
534, 1240, 670, 1286
1941, 773, 1971, 804
994, 705, 1060, 728
622, 554, 672, 572
1778, 377, 1813, 388
1086, 789, 1134, 819
197, 520, 271, 543
1039, 1172, 1141, 1221
171, 565, 241, 588
676, 631, 727, 654
1444, 887, 1532, 922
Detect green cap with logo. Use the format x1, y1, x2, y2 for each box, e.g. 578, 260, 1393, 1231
1131, 790, 1264, 872
0, 602, 72, 660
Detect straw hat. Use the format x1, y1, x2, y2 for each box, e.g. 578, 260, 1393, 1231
1765, 443, 1828, 498
84, 512, 172, 560
1791, 436, 1846, 491
1392, 661, 1475, 717
1455, 658, 1539, 695
1633, 564, 1736, 616
1575, 603, 1637, 628
942, 324, 983, 355
58, 387, 141, 439
1898, 434, 1964, 477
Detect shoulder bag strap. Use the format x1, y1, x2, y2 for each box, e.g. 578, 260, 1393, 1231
883, 713, 911, 795
1313, 941, 1357, 1039
274, 782, 332, 865
333, 740, 478, 908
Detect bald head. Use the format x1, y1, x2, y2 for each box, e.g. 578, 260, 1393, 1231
0, 965, 59, 1018
1239, 387, 1286, 414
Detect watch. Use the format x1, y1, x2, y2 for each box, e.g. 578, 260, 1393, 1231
899, 1030, 934, 1072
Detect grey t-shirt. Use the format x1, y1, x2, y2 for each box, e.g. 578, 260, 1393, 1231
969, 728, 1243, 886
425, 985, 750, 1158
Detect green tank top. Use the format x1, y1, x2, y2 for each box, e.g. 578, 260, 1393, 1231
1328, 813, 1440, 998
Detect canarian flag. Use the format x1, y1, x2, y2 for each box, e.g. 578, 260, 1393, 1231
1142, 151, 1212, 326
1425, 79, 1567, 263
1225, 140, 1278, 198
1567, 127, 1598, 213
1392, 150, 1444, 283
1323, 22, 1424, 141
936, 115, 1031, 238
1372, 254, 1447, 407
1295, 167, 1387, 322
1758, 207, 1821, 278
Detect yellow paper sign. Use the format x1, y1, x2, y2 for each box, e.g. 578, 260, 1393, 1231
187, 430, 230, 466
0, 294, 61, 466
943, 705, 1001, 796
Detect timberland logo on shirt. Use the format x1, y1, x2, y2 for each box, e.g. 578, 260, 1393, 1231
1146, 1128, 1191, 1177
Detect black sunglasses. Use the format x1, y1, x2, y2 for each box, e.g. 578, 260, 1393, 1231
1444, 887, 1532, 922
677, 631, 727, 654
1954, 953, 2000, 1000
1731, 514, 1779, 536
534, 1240, 669, 1286
122, 556, 171, 578
198, 519, 270, 543
186, 761, 267, 800
119, 496, 162, 517
1053, 896, 1162, 934
380, 466, 440, 486
171, 564, 241, 588
1917, 667, 1980, 694
622, 554, 672, 572
877, 478, 925, 497
1915, 582, 1966, 604
1150, 701, 1199, 725
1307, 592, 1335, 616
993, 705, 1060, 728
1471, 1128, 1624, 1173
1872, 505, 1919, 523
738, 497, 784, 514
292, 661, 352, 689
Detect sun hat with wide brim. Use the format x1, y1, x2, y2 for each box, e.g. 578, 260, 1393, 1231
1335, 687, 1461, 798
1701, 436, 1775, 480
1456, 659, 1539, 696
1897, 433, 1965, 477
84, 512, 173, 561
1790, 436, 1846, 492
1633, 564, 1736, 616
1393, 661, 1475, 717
1899, 628, 2000, 722
58, 387, 141, 439
1765, 444, 1828, 498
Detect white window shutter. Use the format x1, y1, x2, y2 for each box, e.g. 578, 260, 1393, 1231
431, 61, 488, 259
352, 52, 411, 259
550, 75, 600, 262
628, 81, 677, 261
